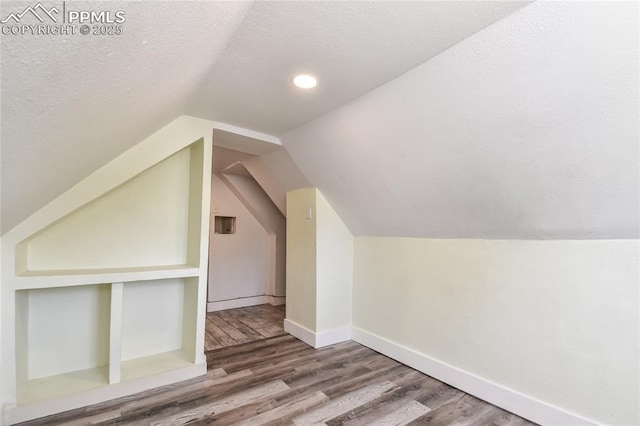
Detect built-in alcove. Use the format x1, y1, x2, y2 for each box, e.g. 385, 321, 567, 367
14, 142, 205, 276
214, 216, 236, 234
14, 277, 200, 407
4, 132, 210, 424
15, 284, 111, 405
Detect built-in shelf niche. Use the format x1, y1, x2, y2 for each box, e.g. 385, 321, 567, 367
15, 284, 111, 405
119, 278, 198, 381
14, 140, 205, 277
14, 277, 200, 406
4, 121, 212, 425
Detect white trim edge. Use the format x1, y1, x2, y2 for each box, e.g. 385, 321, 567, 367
283, 319, 350, 349
315, 326, 351, 348
284, 319, 316, 347
351, 326, 595, 426
267, 296, 286, 306
207, 296, 268, 312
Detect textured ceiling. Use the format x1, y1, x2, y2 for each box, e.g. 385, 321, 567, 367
0, 1, 252, 233
187, 1, 529, 135
3, 1, 636, 239
2, 0, 529, 234
283, 1, 639, 239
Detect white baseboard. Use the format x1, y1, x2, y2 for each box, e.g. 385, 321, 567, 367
316, 326, 352, 348
351, 327, 595, 426
267, 296, 286, 306
284, 319, 316, 347
284, 319, 351, 349
207, 296, 268, 312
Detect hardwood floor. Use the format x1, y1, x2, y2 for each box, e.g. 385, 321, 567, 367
205, 304, 286, 351
20, 334, 536, 426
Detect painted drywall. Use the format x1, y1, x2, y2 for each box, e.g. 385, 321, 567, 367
121, 279, 184, 361
24, 285, 110, 379
285, 188, 317, 331
223, 173, 286, 298
353, 237, 639, 425
208, 174, 270, 303
315, 191, 353, 332
285, 188, 353, 344
242, 148, 311, 216
283, 1, 639, 239
21, 148, 192, 272
242, 157, 285, 215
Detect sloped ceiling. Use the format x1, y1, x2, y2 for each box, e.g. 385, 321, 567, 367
2, 1, 637, 239
1, 1, 252, 233
187, 0, 529, 134
283, 1, 639, 239
1, 0, 528, 234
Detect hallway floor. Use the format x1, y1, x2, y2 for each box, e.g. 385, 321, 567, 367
205, 304, 286, 351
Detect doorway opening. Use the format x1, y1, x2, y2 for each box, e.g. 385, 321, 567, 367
206, 145, 287, 351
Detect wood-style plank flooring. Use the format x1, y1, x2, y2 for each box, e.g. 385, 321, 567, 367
205, 304, 286, 351
20, 335, 536, 425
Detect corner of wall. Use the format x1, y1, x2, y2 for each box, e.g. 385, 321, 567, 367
285, 188, 317, 332
314, 189, 353, 334
284, 318, 351, 349
285, 187, 354, 349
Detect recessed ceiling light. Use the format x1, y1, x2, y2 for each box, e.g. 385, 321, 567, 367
293, 74, 317, 89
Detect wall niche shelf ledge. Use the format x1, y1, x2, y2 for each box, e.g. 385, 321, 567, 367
15, 265, 201, 290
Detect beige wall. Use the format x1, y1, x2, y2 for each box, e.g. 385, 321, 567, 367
285, 188, 317, 330
353, 237, 639, 425
286, 188, 353, 337
22, 148, 192, 272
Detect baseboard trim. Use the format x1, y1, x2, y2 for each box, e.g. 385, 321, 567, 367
207, 296, 268, 312
283, 319, 316, 347
351, 326, 595, 426
315, 326, 351, 348
267, 296, 286, 306
284, 319, 351, 349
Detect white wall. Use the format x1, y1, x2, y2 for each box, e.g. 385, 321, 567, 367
315, 191, 353, 332
282, 1, 639, 239
223, 174, 286, 298
208, 174, 270, 303
353, 237, 639, 425
243, 148, 310, 215
285, 188, 352, 347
